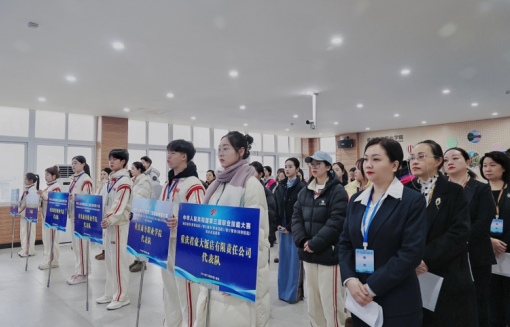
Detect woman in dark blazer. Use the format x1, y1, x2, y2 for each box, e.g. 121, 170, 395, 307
480, 151, 510, 326
406, 140, 477, 327
444, 147, 496, 327
339, 137, 427, 327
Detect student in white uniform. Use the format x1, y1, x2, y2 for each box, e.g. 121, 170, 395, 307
96, 149, 133, 310
67, 155, 94, 285
161, 140, 205, 327
95, 167, 112, 261
37, 166, 62, 270
18, 172, 40, 257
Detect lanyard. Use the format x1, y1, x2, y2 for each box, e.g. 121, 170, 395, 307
45, 181, 57, 191
21, 185, 34, 201
361, 189, 383, 250
215, 183, 227, 205
69, 172, 84, 193
494, 184, 506, 218
107, 176, 124, 193
166, 179, 179, 201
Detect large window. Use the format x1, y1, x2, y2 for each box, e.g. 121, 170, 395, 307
128, 120, 147, 145
0, 143, 26, 202
68, 114, 95, 141
277, 136, 289, 153
193, 127, 210, 148
173, 125, 191, 141
0, 107, 29, 137
214, 129, 228, 148
262, 134, 275, 152
35, 111, 66, 139
148, 122, 169, 146
194, 152, 210, 180
263, 156, 275, 173
250, 133, 262, 152
128, 149, 148, 168
36, 145, 65, 188
148, 150, 167, 178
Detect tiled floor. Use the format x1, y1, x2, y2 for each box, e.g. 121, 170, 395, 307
0, 242, 310, 327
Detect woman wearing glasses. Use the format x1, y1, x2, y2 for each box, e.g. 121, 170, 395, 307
480, 151, 510, 326
444, 148, 496, 327
292, 151, 349, 327
406, 140, 477, 327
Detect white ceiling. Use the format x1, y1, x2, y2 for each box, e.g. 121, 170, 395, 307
1, 0, 509, 138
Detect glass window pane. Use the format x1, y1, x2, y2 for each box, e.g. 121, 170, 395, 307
214, 129, 228, 148
263, 134, 275, 152
148, 122, 169, 146
290, 137, 300, 153
0, 143, 26, 202
148, 150, 167, 181
194, 152, 210, 181
277, 136, 289, 153
250, 155, 262, 164
127, 149, 147, 169
215, 150, 221, 171
278, 157, 287, 171
0, 107, 29, 137
37, 145, 65, 188
249, 133, 261, 152
35, 110, 65, 139
263, 156, 275, 174
320, 137, 336, 154
128, 120, 147, 145
68, 114, 95, 141
193, 127, 210, 148
173, 124, 191, 141
67, 147, 94, 180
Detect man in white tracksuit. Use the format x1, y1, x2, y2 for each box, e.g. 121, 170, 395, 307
161, 140, 205, 327
96, 149, 133, 310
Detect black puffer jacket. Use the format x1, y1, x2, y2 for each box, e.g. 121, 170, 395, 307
275, 176, 306, 233
291, 171, 348, 266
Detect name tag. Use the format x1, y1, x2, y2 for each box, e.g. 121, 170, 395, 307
491, 219, 503, 234
355, 249, 374, 274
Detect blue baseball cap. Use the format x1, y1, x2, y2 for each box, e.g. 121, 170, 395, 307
305, 151, 333, 167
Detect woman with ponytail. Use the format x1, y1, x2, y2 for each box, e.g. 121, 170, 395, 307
194, 131, 270, 327
17, 172, 40, 257
67, 155, 94, 285
37, 166, 62, 270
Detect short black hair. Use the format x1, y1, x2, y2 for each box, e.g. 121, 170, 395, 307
480, 151, 510, 183
221, 131, 253, 160
140, 156, 152, 165
249, 161, 264, 175
207, 170, 216, 178
109, 149, 129, 168
167, 139, 196, 162
355, 158, 366, 179
364, 137, 403, 172
131, 161, 146, 173
102, 167, 112, 175
349, 167, 356, 172
416, 139, 444, 170
264, 166, 272, 175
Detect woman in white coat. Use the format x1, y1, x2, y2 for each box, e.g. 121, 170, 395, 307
194, 131, 270, 327
95, 167, 111, 260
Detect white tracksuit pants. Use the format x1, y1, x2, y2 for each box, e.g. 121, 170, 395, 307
162, 236, 199, 327
42, 225, 60, 265
303, 262, 348, 327
104, 224, 130, 302
19, 219, 36, 256
70, 219, 91, 276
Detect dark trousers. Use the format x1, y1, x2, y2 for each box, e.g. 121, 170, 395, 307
489, 274, 510, 327
472, 265, 492, 327
352, 311, 422, 327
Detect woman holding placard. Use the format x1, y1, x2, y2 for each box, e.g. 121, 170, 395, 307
37, 166, 62, 270
67, 155, 94, 285
480, 151, 510, 326
194, 131, 270, 327
18, 172, 40, 257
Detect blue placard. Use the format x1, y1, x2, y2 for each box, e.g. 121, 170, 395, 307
10, 189, 19, 217
127, 198, 173, 269
175, 203, 260, 303
25, 207, 38, 223
45, 192, 69, 231
74, 194, 103, 245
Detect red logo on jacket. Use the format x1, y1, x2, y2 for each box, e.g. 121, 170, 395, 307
211, 209, 217, 216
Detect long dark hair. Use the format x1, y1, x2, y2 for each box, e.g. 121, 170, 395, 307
26, 173, 40, 190
333, 162, 348, 185
443, 147, 477, 178
131, 161, 146, 173
72, 155, 91, 176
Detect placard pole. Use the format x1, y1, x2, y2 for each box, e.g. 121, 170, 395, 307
47, 229, 55, 287
86, 239, 90, 311
135, 259, 146, 327
25, 221, 31, 271
10, 216, 15, 258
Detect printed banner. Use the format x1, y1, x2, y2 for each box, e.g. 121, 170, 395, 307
25, 191, 39, 223
10, 189, 19, 217
175, 203, 260, 302
45, 192, 69, 231
74, 194, 103, 245
127, 198, 173, 269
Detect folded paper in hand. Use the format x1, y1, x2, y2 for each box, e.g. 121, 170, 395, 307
345, 288, 383, 327
492, 253, 510, 277
418, 272, 443, 312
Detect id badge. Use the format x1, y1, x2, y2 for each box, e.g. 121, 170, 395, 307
355, 249, 374, 274
491, 219, 503, 234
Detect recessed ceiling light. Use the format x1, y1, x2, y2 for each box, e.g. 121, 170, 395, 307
394, 113, 400, 117
471, 102, 479, 107
400, 69, 411, 76
229, 70, 239, 78
240, 105, 246, 110
285, 128, 289, 132
112, 42, 125, 50
334, 122, 338, 125
38, 97, 46, 102
191, 116, 196, 120
66, 75, 76, 82
243, 123, 248, 126
293, 114, 298, 118
357, 104, 363, 108
492, 112, 498, 116
366, 127, 370, 130
422, 121, 427, 124
331, 37, 343, 45
442, 89, 450, 94
166, 93, 174, 98
123, 108, 130, 112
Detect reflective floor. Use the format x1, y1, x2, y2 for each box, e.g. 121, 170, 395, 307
0, 242, 309, 327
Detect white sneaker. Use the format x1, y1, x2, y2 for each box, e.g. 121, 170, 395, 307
18, 251, 27, 258
107, 299, 130, 310
66, 274, 77, 283
96, 295, 113, 304
38, 263, 59, 270
67, 275, 87, 285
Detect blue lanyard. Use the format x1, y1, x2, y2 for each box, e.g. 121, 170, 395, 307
361, 189, 383, 250
69, 172, 84, 193
215, 183, 227, 205
166, 179, 179, 200
107, 176, 124, 193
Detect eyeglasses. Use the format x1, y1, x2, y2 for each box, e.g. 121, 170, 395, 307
309, 162, 323, 168
407, 154, 439, 162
